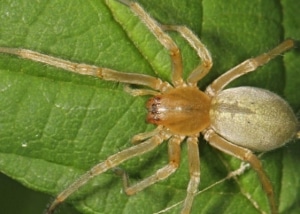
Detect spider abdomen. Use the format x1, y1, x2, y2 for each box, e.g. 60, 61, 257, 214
146, 87, 211, 136
210, 86, 298, 152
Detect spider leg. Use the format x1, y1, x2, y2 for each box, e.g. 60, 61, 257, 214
161, 25, 213, 86
0, 47, 172, 91
123, 84, 160, 96
115, 135, 182, 196
116, 0, 184, 87
131, 126, 163, 144
181, 136, 200, 214
45, 127, 166, 214
205, 39, 295, 96
203, 128, 277, 214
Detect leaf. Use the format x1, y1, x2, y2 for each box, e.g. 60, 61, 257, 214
0, 0, 299, 214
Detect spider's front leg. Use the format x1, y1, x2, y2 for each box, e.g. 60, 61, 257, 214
0, 47, 171, 92
45, 127, 166, 214
115, 0, 184, 87
116, 0, 214, 86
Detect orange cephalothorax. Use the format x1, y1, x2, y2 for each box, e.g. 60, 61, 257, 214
147, 87, 211, 136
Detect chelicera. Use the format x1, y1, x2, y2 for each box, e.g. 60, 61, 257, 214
0, 0, 299, 213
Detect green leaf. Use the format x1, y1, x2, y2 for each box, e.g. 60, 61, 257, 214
0, 0, 299, 214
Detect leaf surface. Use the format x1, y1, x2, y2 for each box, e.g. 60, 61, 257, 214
0, 0, 299, 213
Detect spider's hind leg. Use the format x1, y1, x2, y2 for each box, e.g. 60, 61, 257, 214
203, 129, 277, 214
205, 39, 295, 96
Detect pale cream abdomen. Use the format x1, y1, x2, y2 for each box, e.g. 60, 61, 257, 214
210, 87, 298, 151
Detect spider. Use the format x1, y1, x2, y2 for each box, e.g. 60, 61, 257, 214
0, 0, 299, 213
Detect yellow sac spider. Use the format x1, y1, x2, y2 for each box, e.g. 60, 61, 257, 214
0, 0, 299, 214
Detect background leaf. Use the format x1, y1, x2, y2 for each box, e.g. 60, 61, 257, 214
0, 0, 299, 214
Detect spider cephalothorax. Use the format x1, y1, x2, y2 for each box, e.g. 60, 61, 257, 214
147, 87, 211, 136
